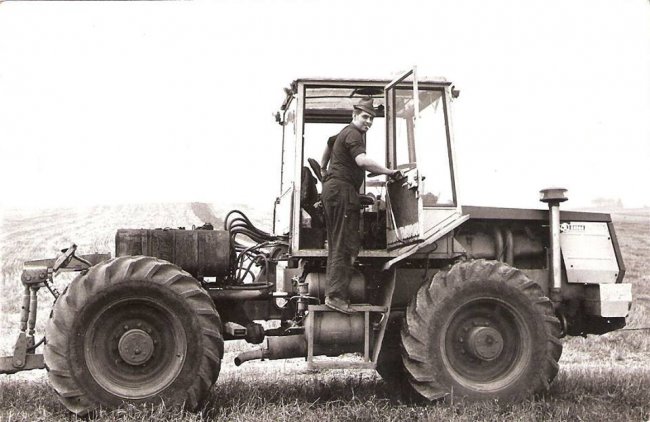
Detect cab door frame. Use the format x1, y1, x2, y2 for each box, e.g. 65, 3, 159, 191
384, 68, 466, 254
384, 68, 424, 248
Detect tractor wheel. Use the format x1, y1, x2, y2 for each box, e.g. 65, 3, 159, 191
44, 256, 224, 416
401, 259, 562, 401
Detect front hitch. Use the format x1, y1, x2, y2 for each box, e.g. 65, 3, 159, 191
0, 245, 110, 375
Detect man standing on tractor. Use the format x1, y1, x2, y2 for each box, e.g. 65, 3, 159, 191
321, 97, 400, 314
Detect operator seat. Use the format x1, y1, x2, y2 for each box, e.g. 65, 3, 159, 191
300, 166, 323, 228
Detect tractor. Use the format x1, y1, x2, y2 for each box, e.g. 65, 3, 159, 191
0, 69, 632, 415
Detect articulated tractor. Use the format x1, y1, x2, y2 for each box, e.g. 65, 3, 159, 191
1, 69, 632, 415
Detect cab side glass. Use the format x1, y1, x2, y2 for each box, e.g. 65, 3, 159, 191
394, 88, 454, 206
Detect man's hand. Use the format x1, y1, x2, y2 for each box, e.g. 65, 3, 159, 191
390, 170, 404, 180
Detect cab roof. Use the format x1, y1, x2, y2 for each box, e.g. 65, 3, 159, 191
291, 77, 451, 89
286, 77, 452, 123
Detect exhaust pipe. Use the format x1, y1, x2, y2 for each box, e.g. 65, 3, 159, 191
234, 335, 307, 366
234, 349, 269, 366
540, 187, 568, 304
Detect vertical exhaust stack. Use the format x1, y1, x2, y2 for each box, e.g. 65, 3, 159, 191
539, 188, 568, 304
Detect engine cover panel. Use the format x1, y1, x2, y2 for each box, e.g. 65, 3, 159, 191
560, 222, 620, 284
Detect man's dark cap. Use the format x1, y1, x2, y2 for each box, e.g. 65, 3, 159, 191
353, 97, 377, 117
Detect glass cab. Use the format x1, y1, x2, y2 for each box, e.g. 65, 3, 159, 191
274, 70, 462, 258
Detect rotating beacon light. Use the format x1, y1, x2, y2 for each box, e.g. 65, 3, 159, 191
539, 188, 568, 304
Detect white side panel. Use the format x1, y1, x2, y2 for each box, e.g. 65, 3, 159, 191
560, 222, 619, 284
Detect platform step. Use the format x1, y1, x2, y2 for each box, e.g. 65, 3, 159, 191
307, 360, 377, 370
309, 304, 387, 313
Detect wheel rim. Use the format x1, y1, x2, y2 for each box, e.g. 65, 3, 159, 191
83, 297, 187, 399
440, 297, 531, 392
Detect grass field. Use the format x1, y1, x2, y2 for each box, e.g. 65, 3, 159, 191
0, 204, 648, 421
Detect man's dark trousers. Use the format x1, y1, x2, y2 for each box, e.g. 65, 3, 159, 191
322, 178, 361, 302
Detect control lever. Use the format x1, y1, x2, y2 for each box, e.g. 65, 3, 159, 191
53, 244, 78, 272
53, 244, 93, 274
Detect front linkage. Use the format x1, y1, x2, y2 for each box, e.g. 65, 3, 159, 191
0, 245, 110, 375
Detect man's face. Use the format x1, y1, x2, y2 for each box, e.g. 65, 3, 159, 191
352, 111, 374, 133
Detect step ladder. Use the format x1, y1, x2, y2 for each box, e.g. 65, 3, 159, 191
305, 271, 396, 370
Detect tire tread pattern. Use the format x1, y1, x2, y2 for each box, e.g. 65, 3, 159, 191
400, 259, 563, 401
44, 256, 224, 415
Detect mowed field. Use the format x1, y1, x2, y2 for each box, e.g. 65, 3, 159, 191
0, 204, 648, 421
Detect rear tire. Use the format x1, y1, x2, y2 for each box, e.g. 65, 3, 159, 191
44, 256, 224, 415
401, 259, 562, 401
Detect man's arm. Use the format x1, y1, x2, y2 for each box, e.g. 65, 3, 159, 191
355, 153, 399, 177
320, 135, 338, 179
320, 144, 331, 171
320, 144, 331, 179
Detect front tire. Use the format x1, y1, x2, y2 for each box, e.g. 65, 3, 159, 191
44, 256, 224, 415
401, 259, 562, 401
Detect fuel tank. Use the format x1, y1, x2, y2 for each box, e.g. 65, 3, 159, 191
305, 311, 366, 356
305, 271, 367, 303
115, 228, 231, 278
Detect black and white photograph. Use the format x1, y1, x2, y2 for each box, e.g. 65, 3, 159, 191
0, 1, 648, 420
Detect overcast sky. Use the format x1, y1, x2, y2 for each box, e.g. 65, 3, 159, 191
0, 0, 648, 212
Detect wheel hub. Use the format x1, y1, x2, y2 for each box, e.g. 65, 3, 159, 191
118, 329, 154, 366
466, 326, 504, 361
